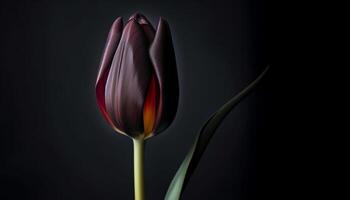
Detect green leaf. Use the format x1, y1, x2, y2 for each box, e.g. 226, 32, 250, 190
164, 66, 270, 200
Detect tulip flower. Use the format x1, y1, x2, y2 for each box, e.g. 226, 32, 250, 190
95, 13, 178, 200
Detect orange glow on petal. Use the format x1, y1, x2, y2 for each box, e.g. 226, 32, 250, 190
143, 74, 158, 136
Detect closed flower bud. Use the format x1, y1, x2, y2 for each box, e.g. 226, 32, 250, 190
96, 13, 179, 139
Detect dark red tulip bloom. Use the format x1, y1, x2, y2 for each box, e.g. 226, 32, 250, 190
96, 13, 179, 139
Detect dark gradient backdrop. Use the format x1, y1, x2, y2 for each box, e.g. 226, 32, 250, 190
0, 0, 272, 199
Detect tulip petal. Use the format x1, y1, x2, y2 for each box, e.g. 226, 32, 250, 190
96, 17, 124, 133
149, 18, 179, 135
105, 19, 153, 137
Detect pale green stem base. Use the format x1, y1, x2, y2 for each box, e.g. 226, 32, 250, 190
133, 138, 145, 200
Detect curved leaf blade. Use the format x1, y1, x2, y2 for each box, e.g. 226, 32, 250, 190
165, 66, 270, 200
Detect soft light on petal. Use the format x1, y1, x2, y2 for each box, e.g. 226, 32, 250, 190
96, 17, 124, 133
105, 19, 153, 137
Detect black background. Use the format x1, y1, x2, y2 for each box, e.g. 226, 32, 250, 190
0, 0, 272, 199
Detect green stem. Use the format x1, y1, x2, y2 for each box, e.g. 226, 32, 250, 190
133, 138, 145, 200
